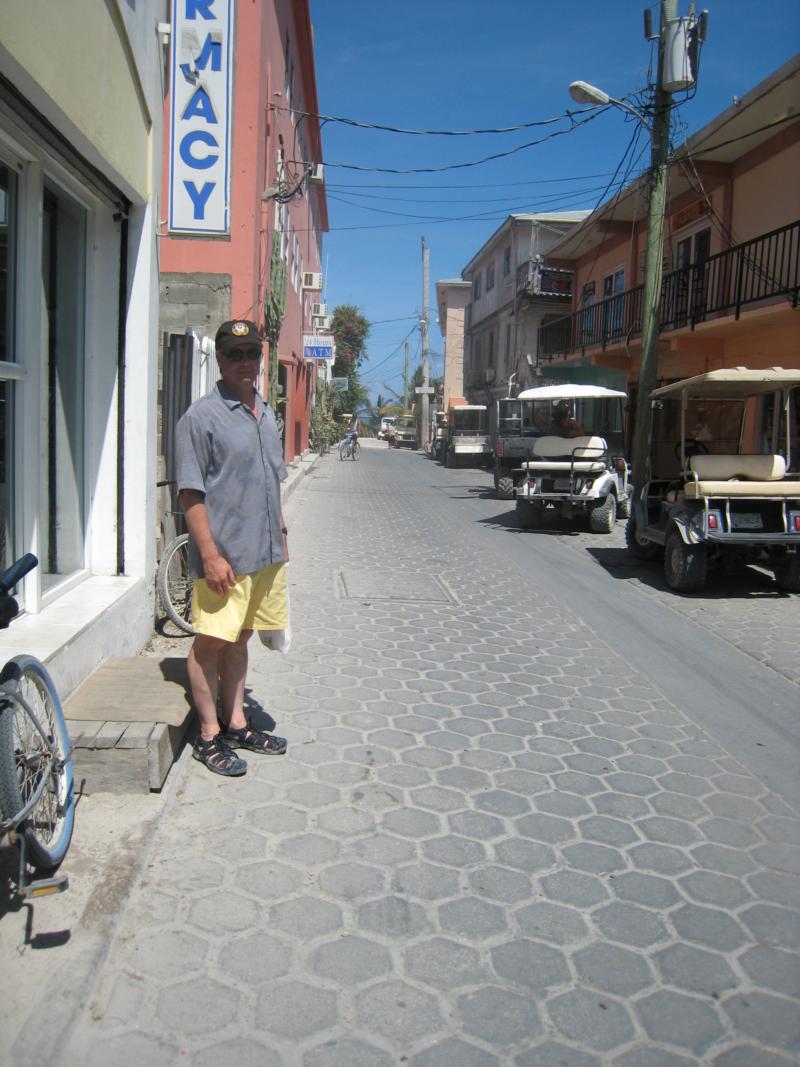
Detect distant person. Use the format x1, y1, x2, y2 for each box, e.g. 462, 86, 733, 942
692, 408, 713, 442
386, 425, 397, 448
549, 400, 585, 438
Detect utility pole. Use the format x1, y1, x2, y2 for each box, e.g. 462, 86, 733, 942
631, 0, 677, 497
403, 339, 410, 413
421, 236, 431, 449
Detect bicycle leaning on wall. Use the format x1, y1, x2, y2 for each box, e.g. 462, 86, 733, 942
0, 554, 74, 898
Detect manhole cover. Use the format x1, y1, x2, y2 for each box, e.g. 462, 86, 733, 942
338, 569, 456, 604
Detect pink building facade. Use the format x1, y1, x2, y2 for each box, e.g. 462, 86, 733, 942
159, 0, 328, 465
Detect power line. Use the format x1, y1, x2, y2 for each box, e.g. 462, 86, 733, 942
274, 102, 604, 137
326, 171, 617, 191
291, 107, 609, 174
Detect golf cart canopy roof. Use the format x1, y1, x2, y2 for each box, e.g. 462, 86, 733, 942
451, 404, 487, 411
516, 384, 626, 401
651, 367, 800, 400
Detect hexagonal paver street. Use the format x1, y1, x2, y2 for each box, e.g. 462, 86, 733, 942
42, 444, 800, 1063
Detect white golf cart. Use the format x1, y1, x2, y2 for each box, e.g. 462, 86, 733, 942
514, 384, 631, 533
626, 367, 800, 592
444, 404, 492, 468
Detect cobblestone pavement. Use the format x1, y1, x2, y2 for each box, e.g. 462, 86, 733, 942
48, 442, 800, 1065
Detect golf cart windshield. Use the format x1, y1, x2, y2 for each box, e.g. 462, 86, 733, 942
451, 408, 487, 434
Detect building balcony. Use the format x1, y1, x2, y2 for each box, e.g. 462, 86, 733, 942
537, 219, 800, 361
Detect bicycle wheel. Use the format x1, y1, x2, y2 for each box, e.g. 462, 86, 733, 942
157, 533, 195, 634
339, 441, 348, 461
351, 441, 361, 461
0, 656, 74, 869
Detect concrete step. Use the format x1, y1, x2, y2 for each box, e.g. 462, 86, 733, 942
64, 656, 193, 794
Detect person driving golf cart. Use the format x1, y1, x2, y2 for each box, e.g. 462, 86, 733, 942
549, 400, 585, 438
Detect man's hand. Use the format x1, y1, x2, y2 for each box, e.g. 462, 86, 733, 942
202, 553, 236, 595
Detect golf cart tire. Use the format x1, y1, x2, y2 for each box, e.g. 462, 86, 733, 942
589, 493, 617, 534
664, 528, 707, 592
774, 554, 800, 593
516, 500, 541, 530
497, 476, 515, 500
617, 494, 632, 519
625, 515, 662, 560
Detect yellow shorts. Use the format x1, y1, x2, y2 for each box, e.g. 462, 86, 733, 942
191, 563, 288, 643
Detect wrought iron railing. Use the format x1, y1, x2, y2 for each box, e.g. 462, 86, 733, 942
538, 219, 800, 360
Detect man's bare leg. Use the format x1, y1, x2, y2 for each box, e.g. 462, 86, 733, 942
187, 634, 229, 741
219, 629, 252, 730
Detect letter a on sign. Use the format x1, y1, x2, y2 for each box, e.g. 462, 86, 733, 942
168, 0, 234, 234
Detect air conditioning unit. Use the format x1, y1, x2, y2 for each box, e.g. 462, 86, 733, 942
484, 367, 496, 384
302, 272, 323, 291
311, 316, 331, 332
307, 163, 324, 184
311, 302, 328, 318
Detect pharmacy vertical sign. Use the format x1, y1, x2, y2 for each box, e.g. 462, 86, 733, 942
169, 0, 234, 234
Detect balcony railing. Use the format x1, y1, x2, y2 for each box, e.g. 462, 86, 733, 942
538, 219, 800, 360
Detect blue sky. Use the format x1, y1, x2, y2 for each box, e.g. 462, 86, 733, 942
309, 2, 799, 403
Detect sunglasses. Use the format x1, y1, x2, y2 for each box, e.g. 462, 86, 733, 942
224, 347, 262, 362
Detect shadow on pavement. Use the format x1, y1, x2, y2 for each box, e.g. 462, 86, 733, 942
586, 545, 788, 599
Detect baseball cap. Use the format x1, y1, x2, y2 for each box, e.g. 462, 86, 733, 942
214, 320, 263, 356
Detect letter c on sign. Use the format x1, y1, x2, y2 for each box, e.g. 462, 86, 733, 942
179, 130, 219, 170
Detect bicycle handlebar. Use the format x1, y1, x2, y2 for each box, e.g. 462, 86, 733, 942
0, 553, 39, 595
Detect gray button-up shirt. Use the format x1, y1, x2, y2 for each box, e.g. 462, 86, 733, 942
175, 382, 288, 579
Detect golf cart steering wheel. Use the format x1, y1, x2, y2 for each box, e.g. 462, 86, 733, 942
674, 439, 710, 462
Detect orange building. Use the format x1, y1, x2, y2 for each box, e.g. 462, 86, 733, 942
159, 0, 328, 468
537, 57, 800, 407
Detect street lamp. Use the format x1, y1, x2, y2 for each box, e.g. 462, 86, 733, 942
568, 81, 651, 129
568, 0, 677, 518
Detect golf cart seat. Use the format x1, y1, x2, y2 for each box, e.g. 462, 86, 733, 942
684, 453, 800, 498
520, 435, 608, 473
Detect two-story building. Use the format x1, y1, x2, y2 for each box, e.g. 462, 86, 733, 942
0, 0, 165, 695
537, 57, 800, 415
159, 0, 328, 501
455, 212, 589, 408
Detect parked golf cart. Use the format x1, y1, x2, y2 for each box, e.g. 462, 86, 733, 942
626, 367, 800, 593
443, 404, 492, 468
493, 396, 544, 499
393, 414, 418, 448
514, 384, 631, 532
431, 410, 447, 461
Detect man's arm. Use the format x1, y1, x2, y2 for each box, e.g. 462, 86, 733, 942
179, 489, 236, 595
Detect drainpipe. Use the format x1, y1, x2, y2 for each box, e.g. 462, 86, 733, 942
116, 210, 128, 575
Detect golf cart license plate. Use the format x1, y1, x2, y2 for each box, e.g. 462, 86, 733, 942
731, 513, 763, 529
554, 479, 572, 490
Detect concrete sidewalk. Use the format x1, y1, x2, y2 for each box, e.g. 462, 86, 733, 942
9, 439, 800, 1065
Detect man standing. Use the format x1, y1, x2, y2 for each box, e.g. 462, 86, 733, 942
176, 320, 289, 776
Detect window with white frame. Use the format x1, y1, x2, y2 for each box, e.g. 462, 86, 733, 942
473, 275, 481, 300
486, 262, 495, 291
0, 139, 97, 607
503, 246, 511, 276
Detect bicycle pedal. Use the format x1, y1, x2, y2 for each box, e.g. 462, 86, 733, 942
23, 874, 69, 899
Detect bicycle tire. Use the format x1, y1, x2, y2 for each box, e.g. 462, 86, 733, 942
339, 441, 348, 461
157, 533, 195, 634
351, 442, 361, 461
0, 656, 74, 869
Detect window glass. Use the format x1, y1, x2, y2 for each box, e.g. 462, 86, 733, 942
42, 180, 86, 590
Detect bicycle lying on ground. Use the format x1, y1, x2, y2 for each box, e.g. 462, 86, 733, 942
339, 435, 361, 461
0, 554, 74, 898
